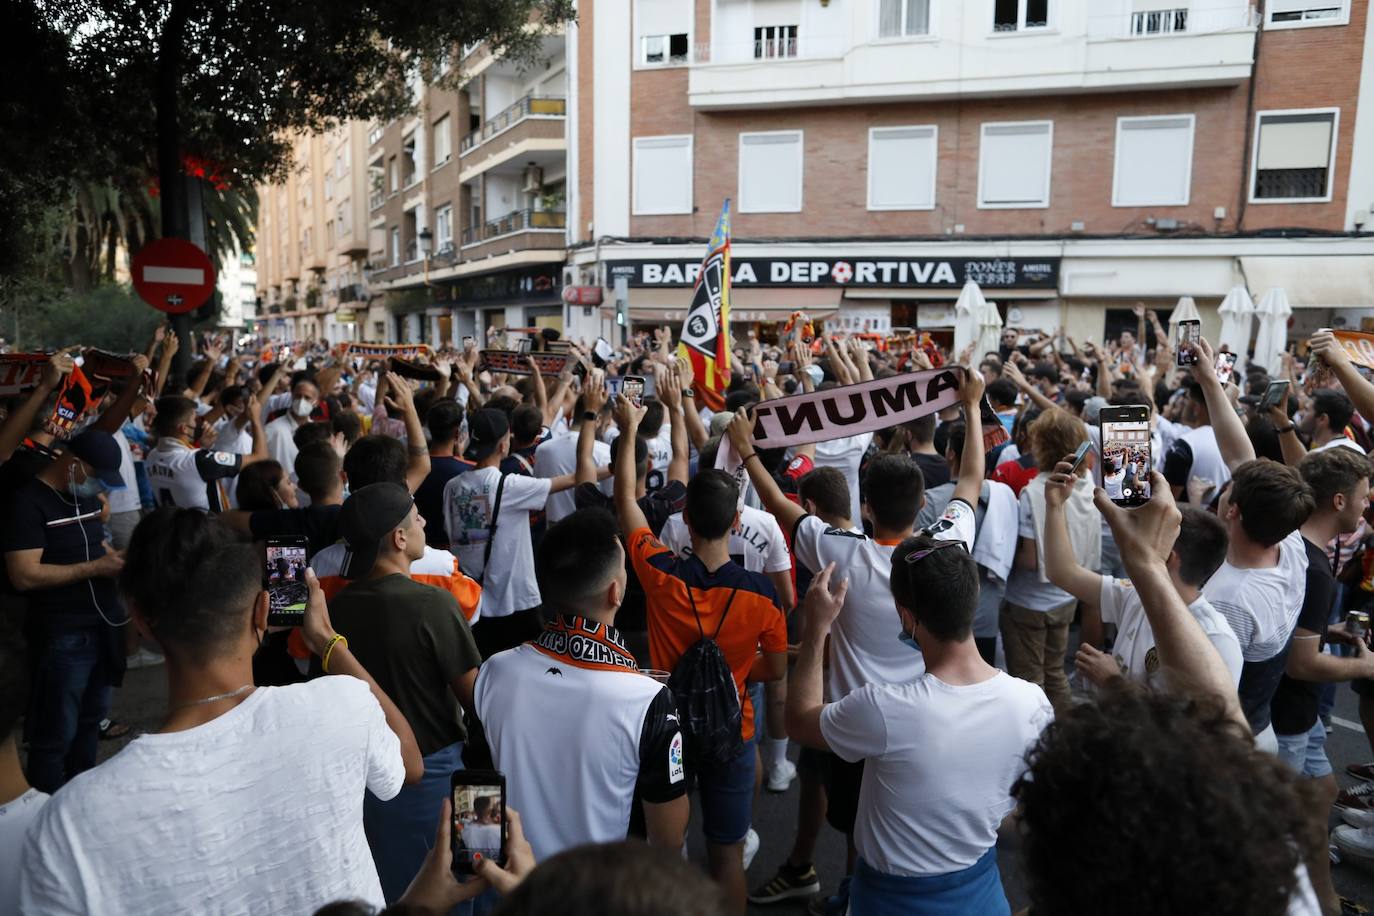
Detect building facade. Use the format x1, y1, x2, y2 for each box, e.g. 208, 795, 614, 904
566, 0, 1374, 352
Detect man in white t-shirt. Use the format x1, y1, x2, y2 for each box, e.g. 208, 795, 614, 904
736, 369, 987, 853
444, 408, 581, 658
0, 633, 48, 914
144, 395, 268, 511
1040, 462, 1242, 690
19, 509, 423, 916
534, 391, 612, 523
813, 432, 872, 525
787, 550, 1051, 914
264, 376, 319, 476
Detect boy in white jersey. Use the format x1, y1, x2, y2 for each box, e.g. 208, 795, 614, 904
144, 395, 268, 511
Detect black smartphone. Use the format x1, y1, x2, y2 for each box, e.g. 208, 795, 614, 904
451, 770, 507, 876
777, 360, 796, 375
1068, 440, 1092, 475
1259, 379, 1290, 411
1214, 351, 1238, 383
1099, 405, 1152, 508
1176, 319, 1201, 367
264, 536, 310, 626
622, 374, 645, 405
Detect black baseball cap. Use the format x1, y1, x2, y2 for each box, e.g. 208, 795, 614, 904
338, 483, 415, 579
67, 428, 125, 488
464, 408, 509, 461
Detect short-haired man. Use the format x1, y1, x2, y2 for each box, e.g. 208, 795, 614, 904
786, 546, 1051, 913
3, 429, 128, 792
263, 375, 319, 474
328, 482, 483, 903
144, 394, 268, 510
1305, 389, 1365, 454
616, 397, 787, 916
219, 441, 345, 557
415, 399, 472, 548
1162, 380, 1231, 505
20, 509, 422, 914
534, 391, 612, 524
474, 508, 689, 861
736, 369, 986, 909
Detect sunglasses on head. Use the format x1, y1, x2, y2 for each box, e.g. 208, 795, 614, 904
902, 539, 963, 566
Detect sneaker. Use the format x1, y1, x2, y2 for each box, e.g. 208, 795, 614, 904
1338, 782, 1374, 811
127, 647, 165, 670
1341, 806, 1374, 829
767, 759, 798, 793
1340, 897, 1369, 915
1333, 825, 1374, 859
742, 828, 760, 871
749, 862, 821, 904
1349, 762, 1374, 782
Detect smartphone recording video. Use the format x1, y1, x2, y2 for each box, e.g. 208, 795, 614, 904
265, 537, 309, 626
1214, 351, 1238, 384
451, 771, 507, 876
1099, 406, 1152, 508
622, 375, 645, 405
1259, 379, 1290, 412
1176, 319, 1201, 367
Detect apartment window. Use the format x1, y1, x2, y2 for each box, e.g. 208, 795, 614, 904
1113, 115, 1194, 207
326, 220, 335, 246
879, 0, 931, 37
978, 121, 1053, 208
994, 0, 1050, 31
368, 124, 383, 146
302, 227, 312, 254
1131, 7, 1188, 35
388, 157, 398, 192
389, 227, 400, 265
754, 25, 798, 59
642, 33, 689, 64
868, 126, 937, 210
324, 168, 333, 201
433, 115, 452, 165
1251, 109, 1338, 202
1266, 0, 1349, 28
633, 136, 693, 215
739, 131, 803, 213
337, 202, 349, 237
435, 204, 454, 250
402, 133, 418, 186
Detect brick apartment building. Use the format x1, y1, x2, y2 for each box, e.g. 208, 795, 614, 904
256, 0, 1374, 351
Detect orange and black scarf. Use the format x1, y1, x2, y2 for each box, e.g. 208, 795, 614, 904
530, 615, 640, 673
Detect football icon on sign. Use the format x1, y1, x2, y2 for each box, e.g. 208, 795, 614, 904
831, 261, 853, 284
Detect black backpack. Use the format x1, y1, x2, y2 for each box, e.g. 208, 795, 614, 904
668, 588, 744, 766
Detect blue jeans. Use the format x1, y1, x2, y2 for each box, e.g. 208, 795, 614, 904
364, 741, 464, 904
850, 849, 1010, 916
26, 627, 114, 793
1276, 719, 1333, 779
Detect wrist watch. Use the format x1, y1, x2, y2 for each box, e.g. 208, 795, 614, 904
682, 388, 695, 399
582, 410, 597, 422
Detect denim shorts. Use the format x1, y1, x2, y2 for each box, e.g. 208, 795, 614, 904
696, 736, 756, 845
1275, 719, 1332, 779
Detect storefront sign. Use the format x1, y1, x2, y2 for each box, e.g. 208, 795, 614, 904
606, 257, 1059, 290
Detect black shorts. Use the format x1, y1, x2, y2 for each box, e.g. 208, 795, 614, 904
797, 745, 830, 780
1353, 678, 1374, 698
824, 753, 865, 835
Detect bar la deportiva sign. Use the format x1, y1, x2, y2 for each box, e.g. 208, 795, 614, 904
606, 257, 1059, 289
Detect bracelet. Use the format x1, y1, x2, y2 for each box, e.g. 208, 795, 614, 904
321, 634, 348, 673
583, 410, 597, 422
739, 452, 757, 463
1277, 424, 1296, 434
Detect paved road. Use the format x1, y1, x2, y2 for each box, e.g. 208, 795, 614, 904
95, 661, 1374, 914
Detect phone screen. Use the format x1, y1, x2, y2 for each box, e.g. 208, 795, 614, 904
265, 539, 309, 626
622, 375, 645, 404
1101, 413, 1152, 507
462, 336, 475, 349
1177, 320, 1201, 367
452, 772, 507, 875
1260, 379, 1290, 411
1214, 351, 1238, 383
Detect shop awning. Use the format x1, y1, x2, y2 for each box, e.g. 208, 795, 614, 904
841, 287, 1057, 300
1239, 256, 1374, 309
605, 287, 843, 323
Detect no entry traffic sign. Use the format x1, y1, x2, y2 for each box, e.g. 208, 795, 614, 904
131, 238, 216, 315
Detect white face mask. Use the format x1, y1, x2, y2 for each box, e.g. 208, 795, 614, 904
291, 398, 315, 417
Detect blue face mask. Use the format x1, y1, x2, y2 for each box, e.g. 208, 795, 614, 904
69, 465, 105, 500
897, 618, 922, 654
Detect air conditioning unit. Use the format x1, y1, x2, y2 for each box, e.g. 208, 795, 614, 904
521, 165, 544, 193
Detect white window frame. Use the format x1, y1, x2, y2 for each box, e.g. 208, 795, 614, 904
1264, 0, 1350, 30
433, 115, 452, 167
434, 204, 454, 250
875, 0, 937, 41
976, 120, 1053, 209
639, 32, 692, 67
866, 125, 939, 211
737, 130, 805, 214
1248, 107, 1340, 204
632, 135, 694, 216
991, 0, 1055, 34
1111, 114, 1195, 208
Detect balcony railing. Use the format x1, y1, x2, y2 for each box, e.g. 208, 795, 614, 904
1131, 8, 1188, 34
460, 95, 567, 154
460, 208, 565, 247
1090, 5, 1257, 38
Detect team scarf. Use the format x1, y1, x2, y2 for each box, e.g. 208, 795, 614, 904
530, 615, 641, 673
336, 342, 433, 361
0, 354, 51, 397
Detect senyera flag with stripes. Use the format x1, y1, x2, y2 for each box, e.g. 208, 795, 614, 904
677, 200, 732, 412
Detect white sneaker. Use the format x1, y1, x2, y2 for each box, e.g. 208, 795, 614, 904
742, 828, 760, 870
767, 759, 798, 793
1332, 824, 1374, 858
127, 647, 165, 670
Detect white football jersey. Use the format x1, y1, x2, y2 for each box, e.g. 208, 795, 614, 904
144, 439, 242, 511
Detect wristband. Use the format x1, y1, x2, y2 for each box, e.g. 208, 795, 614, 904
739, 452, 757, 463
583, 410, 597, 422
1276, 424, 1296, 434
322, 634, 348, 673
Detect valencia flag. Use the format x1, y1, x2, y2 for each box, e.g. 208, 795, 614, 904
678, 200, 732, 412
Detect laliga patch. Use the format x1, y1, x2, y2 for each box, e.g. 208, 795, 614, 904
668, 732, 685, 783
212, 451, 237, 467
